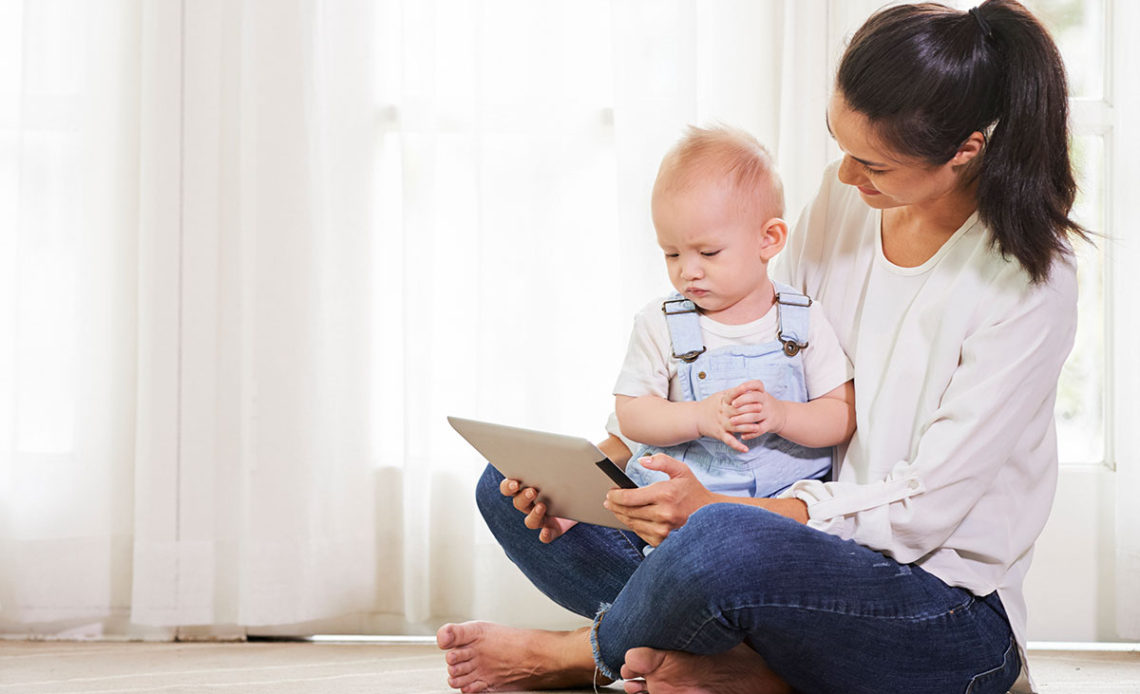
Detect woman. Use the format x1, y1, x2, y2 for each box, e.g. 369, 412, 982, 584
437, 2, 1084, 692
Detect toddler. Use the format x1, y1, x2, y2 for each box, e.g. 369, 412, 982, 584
611, 126, 855, 497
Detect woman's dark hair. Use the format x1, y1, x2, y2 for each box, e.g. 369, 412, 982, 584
836, 0, 1088, 283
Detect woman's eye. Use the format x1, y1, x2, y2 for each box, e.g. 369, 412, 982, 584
863, 164, 887, 175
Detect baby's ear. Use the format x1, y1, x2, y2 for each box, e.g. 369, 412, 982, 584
758, 217, 788, 261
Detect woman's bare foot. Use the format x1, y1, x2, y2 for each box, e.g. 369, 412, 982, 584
436, 621, 611, 693
619, 644, 792, 694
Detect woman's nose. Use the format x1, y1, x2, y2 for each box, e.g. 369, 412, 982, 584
837, 155, 865, 186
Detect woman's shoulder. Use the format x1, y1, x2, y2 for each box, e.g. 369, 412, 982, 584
956, 223, 1079, 327
967, 220, 1078, 290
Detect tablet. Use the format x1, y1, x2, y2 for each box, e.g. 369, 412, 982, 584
447, 416, 637, 530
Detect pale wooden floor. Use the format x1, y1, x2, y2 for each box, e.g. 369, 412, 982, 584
0, 640, 1137, 693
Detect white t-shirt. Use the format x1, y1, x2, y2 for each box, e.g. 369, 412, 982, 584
611, 291, 853, 403
773, 160, 1077, 692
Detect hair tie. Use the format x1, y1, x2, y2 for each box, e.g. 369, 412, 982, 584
969, 7, 994, 38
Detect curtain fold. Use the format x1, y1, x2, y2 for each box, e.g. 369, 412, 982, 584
132, 0, 378, 627
0, 0, 142, 634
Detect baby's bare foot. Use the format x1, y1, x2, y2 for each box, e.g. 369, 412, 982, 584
436, 621, 608, 693
620, 644, 792, 694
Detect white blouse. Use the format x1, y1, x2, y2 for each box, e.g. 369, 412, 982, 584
774, 161, 1078, 692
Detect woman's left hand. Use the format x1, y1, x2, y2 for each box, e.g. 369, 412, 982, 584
604, 454, 719, 546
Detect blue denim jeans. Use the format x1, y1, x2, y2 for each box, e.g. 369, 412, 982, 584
476, 464, 1020, 694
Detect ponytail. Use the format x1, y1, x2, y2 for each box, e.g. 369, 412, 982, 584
836, 0, 1088, 283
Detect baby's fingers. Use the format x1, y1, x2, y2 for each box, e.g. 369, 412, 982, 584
730, 425, 761, 439
740, 418, 775, 440
730, 391, 765, 408
729, 411, 763, 425
715, 429, 749, 453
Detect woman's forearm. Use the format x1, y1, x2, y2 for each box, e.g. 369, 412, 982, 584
719, 493, 810, 524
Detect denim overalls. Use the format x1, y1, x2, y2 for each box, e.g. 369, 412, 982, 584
626, 283, 832, 498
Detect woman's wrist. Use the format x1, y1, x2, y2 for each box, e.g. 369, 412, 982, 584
723, 495, 810, 524
770, 498, 810, 524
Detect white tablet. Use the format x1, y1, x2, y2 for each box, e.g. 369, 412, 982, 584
447, 416, 637, 530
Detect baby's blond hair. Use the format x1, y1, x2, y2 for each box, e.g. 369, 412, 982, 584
653, 125, 784, 220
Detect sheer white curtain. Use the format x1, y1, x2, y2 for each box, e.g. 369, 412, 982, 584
0, 0, 143, 635
1, 0, 378, 636
130, 0, 378, 629
0, 0, 882, 637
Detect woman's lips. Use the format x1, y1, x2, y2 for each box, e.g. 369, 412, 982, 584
858, 186, 881, 196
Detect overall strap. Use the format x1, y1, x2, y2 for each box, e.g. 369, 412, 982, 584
661, 294, 706, 363
773, 283, 812, 357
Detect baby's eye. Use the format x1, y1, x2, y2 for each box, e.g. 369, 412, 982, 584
700, 250, 721, 257
664, 252, 679, 259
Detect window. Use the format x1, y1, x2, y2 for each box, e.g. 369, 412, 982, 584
1024, 0, 1113, 466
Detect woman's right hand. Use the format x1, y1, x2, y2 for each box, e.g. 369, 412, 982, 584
498, 476, 578, 543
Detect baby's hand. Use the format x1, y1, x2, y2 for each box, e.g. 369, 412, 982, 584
728, 380, 788, 439
696, 383, 764, 453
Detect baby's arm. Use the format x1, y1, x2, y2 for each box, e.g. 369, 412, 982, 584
732, 380, 855, 448
617, 385, 758, 454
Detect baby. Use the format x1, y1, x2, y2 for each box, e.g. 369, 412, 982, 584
611, 126, 855, 497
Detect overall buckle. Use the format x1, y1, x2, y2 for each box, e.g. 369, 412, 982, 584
774, 292, 810, 357
662, 298, 699, 316
662, 298, 706, 362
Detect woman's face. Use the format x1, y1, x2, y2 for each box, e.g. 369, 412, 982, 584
826, 93, 973, 211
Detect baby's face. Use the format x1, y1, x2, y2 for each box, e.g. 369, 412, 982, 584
652, 177, 773, 325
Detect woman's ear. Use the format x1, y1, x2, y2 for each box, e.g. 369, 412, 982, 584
759, 217, 788, 261
950, 131, 986, 167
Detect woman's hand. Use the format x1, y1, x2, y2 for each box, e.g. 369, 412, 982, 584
603, 454, 719, 546
498, 476, 578, 543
